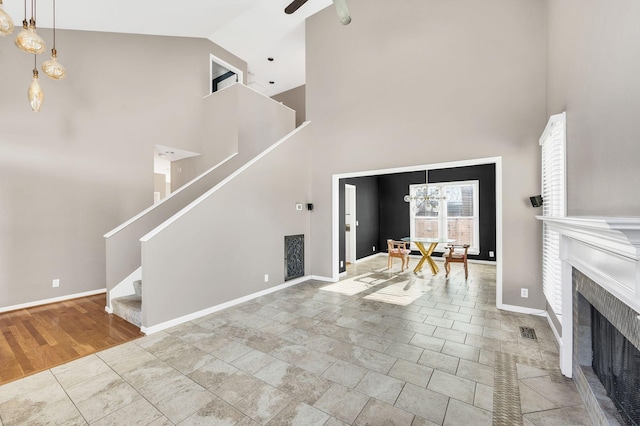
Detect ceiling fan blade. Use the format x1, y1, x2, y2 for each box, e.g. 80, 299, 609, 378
285, 0, 310, 14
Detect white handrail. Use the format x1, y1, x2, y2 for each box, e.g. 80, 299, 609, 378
103, 152, 238, 238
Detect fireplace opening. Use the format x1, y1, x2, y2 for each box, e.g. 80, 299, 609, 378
591, 305, 640, 425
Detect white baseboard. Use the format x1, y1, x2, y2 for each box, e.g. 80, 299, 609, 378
141, 275, 312, 335
498, 303, 547, 316
311, 275, 335, 282
0, 289, 107, 313
544, 311, 562, 344
355, 253, 384, 263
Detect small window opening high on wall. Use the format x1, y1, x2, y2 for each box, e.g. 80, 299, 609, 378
210, 54, 243, 94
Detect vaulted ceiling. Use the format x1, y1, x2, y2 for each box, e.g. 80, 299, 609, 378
4, 0, 333, 96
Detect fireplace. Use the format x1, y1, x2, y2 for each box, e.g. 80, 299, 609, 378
574, 269, 640, 425
538, 216, 640, 425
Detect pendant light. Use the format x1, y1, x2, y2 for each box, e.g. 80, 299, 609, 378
332, 0, 351, 25
28, 56, 44, 111
42, 0, 65, 79
15, 0, 45, 55
0, 0, 14, 36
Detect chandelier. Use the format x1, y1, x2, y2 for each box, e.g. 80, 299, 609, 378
404, 185, 446, 213
1, 0, 67, 111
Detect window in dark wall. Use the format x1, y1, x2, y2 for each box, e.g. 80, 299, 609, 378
428, 164, 496, 261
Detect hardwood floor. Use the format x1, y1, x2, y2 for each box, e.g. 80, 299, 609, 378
0, 293, 142, 386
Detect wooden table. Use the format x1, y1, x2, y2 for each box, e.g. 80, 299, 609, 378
401, 237, 455, 275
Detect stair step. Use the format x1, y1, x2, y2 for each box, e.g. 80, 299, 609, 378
112, 295, 142, 327
133, 279, 142, 296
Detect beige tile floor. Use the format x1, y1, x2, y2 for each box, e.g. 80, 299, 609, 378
0, 256, 593, 425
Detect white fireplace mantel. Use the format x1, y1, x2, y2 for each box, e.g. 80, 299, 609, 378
538, 216, 640, 258
537, 215, 640, 376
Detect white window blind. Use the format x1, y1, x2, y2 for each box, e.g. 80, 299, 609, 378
540, 112, 566, 315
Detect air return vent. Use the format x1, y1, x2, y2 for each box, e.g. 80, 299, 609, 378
519, 326, 537, 340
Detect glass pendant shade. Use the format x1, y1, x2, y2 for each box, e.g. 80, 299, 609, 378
42, 49, 66, 79
0, 1, 14, 36
15, 19, 45, 54
28, 69, 44, 111
332, 0, 351, 25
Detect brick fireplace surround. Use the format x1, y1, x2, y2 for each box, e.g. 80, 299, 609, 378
538, 216, 640, 425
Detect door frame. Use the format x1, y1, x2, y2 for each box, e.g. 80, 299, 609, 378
210, 53, 244, 94
331, 156, 503, 306
345, 184, 357, 264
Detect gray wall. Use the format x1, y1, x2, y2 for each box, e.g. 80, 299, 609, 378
272, 85, 306, 127
306, 0, 548, 308
546, 0, 640, 215
0, 29, 246, 309
105, 84, 294, 295
154, 174, 166, 200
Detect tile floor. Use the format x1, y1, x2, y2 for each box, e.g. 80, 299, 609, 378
0, 257, 593, 425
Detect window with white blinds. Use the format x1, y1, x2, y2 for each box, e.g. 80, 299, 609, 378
540, 112, 566, 315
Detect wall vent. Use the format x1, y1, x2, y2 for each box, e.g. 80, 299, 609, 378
284, 235, 304, 281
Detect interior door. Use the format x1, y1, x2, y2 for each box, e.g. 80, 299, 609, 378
345, 184, 356, 264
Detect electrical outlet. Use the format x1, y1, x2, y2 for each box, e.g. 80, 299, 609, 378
264, 274, 269, 283
521, 288, 528, 298
52, 279, 60, 288
340, 260, 344, 268
372, 246, 376, 252
489, 251, 495, 258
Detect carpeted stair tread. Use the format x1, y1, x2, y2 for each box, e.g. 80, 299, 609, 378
133, 280, 142, 296
112, 294, 141, 327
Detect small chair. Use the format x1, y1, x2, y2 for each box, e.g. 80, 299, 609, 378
443, 244, 470, 279
387, 239, 410, 271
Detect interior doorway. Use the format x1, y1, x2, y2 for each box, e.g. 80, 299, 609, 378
345, 184, 356, 264
153, 145, 200, 204
332, 157, 502, 307
210, 54, 243, 94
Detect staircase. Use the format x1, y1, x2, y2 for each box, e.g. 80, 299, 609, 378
105, 83, 298, 331
111, 280, 142, 327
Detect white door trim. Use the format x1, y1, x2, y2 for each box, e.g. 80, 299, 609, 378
331, 157, 502, 307
345, 184, 357, 264
210, 53, 244, 94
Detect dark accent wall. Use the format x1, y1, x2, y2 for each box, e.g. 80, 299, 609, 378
339, 176, 380, 274
428, 164, 496, 261
378, 171, 427, 250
